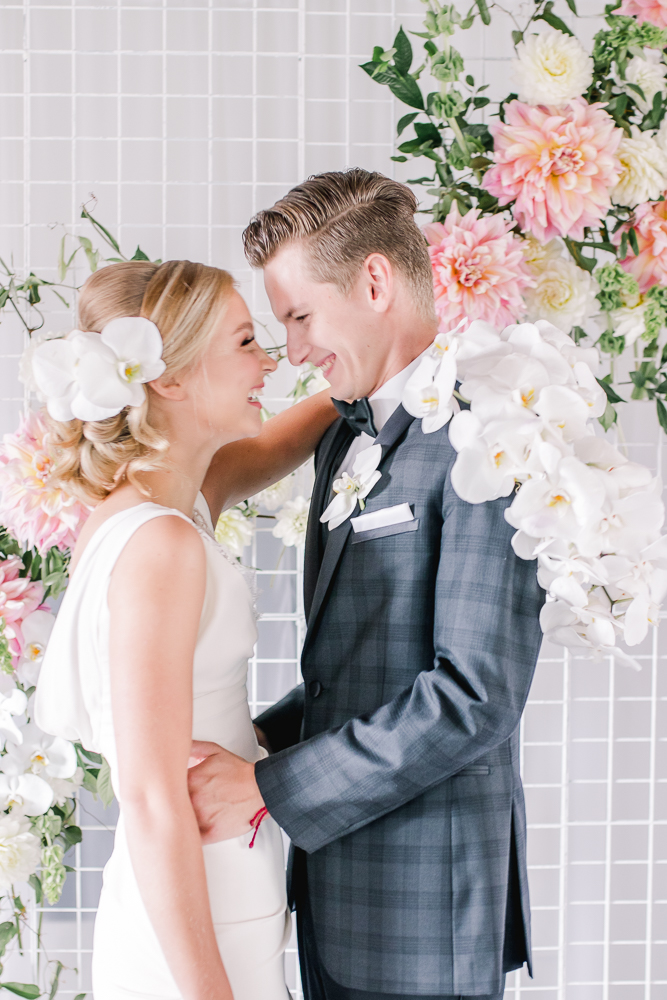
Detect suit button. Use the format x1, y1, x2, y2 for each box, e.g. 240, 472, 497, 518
309, 680, 322, 698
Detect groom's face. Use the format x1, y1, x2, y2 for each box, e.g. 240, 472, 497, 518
263, 242, 390, 402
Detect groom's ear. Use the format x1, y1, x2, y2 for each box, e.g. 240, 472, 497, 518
363, 253, 394, 314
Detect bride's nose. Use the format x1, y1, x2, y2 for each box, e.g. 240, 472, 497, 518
260, 347, 278, 374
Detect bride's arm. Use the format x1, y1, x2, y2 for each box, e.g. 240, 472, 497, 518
108, 515, 234, 1000
202, 389, 337, 524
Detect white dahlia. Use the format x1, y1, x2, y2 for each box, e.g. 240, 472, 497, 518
619, 48, 667, 115
611, 126, 667, 207
513, 29, 593, 107
272, 497, 310, 548
524, 257, 598, 332
0, 814, 41, 891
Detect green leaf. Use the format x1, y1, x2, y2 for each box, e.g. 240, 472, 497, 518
28, 875, 42, 906
475, 0, 491, 25
0, 924, 16, 960
48, 962, 63, 1000
596, 375, 626, 404
81, 207, 121, 254
74, 995, 87, 1000
620, 231, 629, 259
657, 397, 667, 434
393, 27, 412, 75
81, 769, 98, 795
75, 744, 103, 765
625, 82, 646, 101
96, 757, 115, 808
629, 226, 639, 256
396, 112, 418, 136
465, 74, 475, 86
0, 984, 41, 999
388, 72, 425, 110
564, 0, 578, 12
61, 825, 82, 851
599, 400, 618, 431
512, 29, 524, 45
536, 9, 574, 35
130, 246, 149, 262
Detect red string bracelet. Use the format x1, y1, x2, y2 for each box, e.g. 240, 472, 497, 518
249, 807, 269, 848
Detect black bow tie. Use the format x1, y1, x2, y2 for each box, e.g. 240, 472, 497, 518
332, 397, 379, 438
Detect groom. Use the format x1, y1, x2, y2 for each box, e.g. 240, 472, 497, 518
190, 169, 545, 999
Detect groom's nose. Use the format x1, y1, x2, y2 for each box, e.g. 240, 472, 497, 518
286, 327, 310, 367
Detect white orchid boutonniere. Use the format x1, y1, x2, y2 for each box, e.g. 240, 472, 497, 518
320, 444, 383, 531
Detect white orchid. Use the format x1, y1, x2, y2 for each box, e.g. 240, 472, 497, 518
273, 496, 310, 547
16, 610, 55, 686
402, 347, 458, 433
320, 445, 382, 530
0, 774, 53, 816
32, 317, 166, 422
0, 688, 27, 750
3, 723, 77, 780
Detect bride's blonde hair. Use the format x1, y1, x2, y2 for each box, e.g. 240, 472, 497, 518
47, 260, 234, 506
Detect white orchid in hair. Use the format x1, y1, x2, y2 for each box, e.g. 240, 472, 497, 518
32, 317, 166, 422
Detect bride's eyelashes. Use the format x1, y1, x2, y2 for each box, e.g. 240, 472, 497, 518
241, 334, 255, 346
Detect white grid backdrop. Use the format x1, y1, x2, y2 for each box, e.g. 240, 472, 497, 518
0, 1, 666, 997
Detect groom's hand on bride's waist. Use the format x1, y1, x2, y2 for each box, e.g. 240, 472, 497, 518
188, 740, 267, 845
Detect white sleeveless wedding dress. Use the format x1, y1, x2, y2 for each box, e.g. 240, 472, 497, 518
35, 495, 291, 1000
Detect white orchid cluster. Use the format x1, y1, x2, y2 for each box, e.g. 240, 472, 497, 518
0, 642, 84, 897
31, 317, 166, 422
404, 321, 667, 667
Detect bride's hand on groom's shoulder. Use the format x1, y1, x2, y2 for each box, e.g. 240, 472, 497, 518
187, 740, 267, 845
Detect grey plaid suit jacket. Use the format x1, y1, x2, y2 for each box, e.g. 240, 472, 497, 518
255, 403, 545, 996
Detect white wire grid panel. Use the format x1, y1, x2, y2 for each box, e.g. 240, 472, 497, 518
0, 0, 665, 997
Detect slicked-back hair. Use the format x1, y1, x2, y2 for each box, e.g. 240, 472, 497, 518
242, 168, 436, 319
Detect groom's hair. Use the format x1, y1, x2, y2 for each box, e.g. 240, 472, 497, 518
242, 168, 435, 319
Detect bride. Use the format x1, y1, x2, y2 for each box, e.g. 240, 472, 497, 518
34, 260, 336, 1000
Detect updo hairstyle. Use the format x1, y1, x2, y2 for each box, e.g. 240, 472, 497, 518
47, 260, 234, 506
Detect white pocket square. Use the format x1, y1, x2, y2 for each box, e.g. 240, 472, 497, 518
350, 502, 414, 534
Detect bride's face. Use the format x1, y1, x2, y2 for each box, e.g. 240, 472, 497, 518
185, 290, 276, 443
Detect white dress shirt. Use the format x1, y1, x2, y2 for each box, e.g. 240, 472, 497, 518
334, 352, 426, 480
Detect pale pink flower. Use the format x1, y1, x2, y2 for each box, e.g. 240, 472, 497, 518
424, 206, 534, 331
0, 410, 89, 555
614, 197, 667, 292
0, 555, 44, 664
619, 0, 667, 27
483, 98, 623, 242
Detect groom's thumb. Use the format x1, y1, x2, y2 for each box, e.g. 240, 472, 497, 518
188, 739, 223, 768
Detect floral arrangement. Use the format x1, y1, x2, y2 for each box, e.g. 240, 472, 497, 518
402, 317, 666, 666
364, 0, 667, 431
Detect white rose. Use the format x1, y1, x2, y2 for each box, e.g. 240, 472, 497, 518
513, 29, 593, 107
611, 126, 667, 207
272, 496, 310, 548
619, 48, 667, 115
0, 814, 41, 891
609, 301, 648, 346
522, 236, 564, 271
214, 507, 254, 558
523, 257, 598, 333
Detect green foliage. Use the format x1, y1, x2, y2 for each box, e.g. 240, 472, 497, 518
596, 262, 640, 311
0, 983, 41, 998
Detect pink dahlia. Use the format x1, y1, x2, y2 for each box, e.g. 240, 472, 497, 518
424, 206, 534, 331
0, 555, 44, 664
614, 198, 667, 292
0, 410, 90, 555
619, 0, 667, 27
483, 98, 623, 242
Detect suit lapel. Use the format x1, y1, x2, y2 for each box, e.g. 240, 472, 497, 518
303, 419, 353, 620
304, 403, 417, 642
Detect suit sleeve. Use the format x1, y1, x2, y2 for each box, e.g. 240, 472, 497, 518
255, 476, 545, 854
253, 684, 304, 753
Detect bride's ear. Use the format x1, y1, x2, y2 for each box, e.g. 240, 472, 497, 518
147, 376, 187, 402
